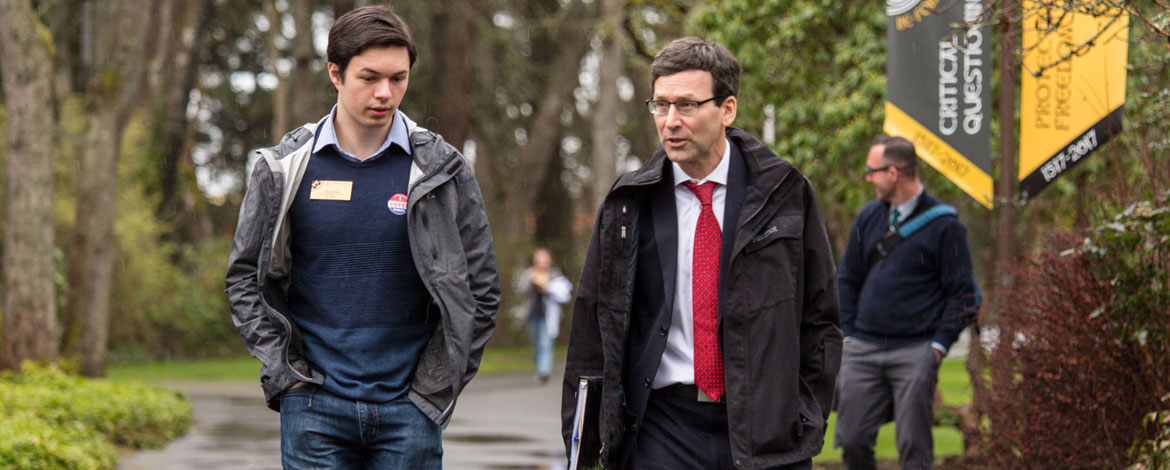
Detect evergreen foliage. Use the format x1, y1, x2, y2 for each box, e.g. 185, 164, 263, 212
0, 363, 191, 469
0, 414, 116, 470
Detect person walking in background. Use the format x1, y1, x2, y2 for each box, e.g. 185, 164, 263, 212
834, 136, 978, 470
519, 248, 572, 385
561, 37, 842, 470
224, 6, 499, 469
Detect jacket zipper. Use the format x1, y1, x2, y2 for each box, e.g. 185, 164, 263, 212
404, 142, 461, 410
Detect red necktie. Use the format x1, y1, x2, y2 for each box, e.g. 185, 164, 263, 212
684, 181, 724, 402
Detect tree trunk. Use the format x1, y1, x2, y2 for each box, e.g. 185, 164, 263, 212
264, 0, 290, 143
534, 129, 573, 255
988, 0, 1019, 458
63, 0, 156, 377
961, 326, 987, 460
589, 0, 626, 211
0, 0, 59, 371
43, 0, 84, 96
290, 0, 318, 126
430, 0, 475, 148
157, 0, 212, 244
516, 19, 592, 217
626, 60, 660, 163
67, 113, 123, 376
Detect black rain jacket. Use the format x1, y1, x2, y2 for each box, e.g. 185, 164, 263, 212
561, 128, 842, 469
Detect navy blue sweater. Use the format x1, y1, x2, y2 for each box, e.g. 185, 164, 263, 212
837, 190, 976, 352
286, 144, 435, 403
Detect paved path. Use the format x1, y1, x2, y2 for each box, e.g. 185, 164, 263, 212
119, 368, 567, 470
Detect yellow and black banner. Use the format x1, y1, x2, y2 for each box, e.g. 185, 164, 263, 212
1019, 2, 1128, 202
885, 0, 993, 209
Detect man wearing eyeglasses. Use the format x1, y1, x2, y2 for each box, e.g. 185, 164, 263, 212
562, 36, 841, 470
834, 136, 977, 470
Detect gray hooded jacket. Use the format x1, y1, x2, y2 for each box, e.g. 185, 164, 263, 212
225, 113, 499, 427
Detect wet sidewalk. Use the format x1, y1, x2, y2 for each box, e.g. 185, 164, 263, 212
119, 367, 567, 470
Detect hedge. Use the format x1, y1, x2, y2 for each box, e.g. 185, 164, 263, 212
0, 363, 192, 469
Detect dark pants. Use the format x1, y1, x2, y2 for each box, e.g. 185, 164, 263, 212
279, 384, 442, 470
625, 387, 813, 470
834, 339, 938, 470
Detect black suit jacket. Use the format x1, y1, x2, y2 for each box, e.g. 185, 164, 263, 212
622, 140, 748, 423
563, 127, 842, 468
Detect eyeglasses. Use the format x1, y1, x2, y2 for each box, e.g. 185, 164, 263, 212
863, 164, 908, 176
645, 97, 720, 115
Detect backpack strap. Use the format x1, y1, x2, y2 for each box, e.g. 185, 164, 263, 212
867, 204, 957, 272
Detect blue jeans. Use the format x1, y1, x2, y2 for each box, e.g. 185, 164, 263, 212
279, 384, 442, 469
527, 313, 553, 377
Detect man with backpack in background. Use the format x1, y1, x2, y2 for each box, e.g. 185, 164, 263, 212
834, 135, 978, 470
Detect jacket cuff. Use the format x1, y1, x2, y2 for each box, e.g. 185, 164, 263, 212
931, 341, 947, 356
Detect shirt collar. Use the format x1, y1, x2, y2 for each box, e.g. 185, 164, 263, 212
312, 105, 412, 162
894, 184, 925, 219
672, 137, 731, 187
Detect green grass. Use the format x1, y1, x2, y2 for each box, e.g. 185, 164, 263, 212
107, 357, 261, 382
107, 345, 559, 383
937, 359, 973, 405
814, 358, 972, 463
477, 346, 566, 374
814, 413, 965, 463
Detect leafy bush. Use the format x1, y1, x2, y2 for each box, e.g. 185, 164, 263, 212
1078, 193, 1170, 345
0, 413, 116, 470
0, 364, 192, 449
1129, 394, 1170, 470
986, 193, 1170, 468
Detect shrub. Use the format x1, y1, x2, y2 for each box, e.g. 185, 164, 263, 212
0, 413, 116, 470
986, 193, 1170, 468
0, 364, 193, 449
1129, 394, 1170, 470
1078, 194, 1170, 345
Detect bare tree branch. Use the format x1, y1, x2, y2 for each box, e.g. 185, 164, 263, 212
1111, 0, 1170, 38
1022, 8, 1125, 77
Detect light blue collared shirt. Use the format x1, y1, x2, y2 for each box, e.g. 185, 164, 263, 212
890, 185, 924, 228
312, 105, 412, 163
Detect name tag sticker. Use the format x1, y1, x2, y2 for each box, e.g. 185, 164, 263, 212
309, 180, 353, 201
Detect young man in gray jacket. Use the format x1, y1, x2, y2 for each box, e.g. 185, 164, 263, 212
225, 6, 498, 469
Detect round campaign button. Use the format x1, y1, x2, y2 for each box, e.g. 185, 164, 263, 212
387, 194, 408, 215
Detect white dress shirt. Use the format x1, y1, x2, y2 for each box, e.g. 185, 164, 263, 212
653, 138, 732, 389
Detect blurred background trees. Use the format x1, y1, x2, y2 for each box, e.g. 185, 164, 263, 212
0, 0, 690, 369
0, 0, 1168, 463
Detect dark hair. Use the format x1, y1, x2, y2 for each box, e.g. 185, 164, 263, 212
872, 134, 895, 147
651, 37, 740, 105
878, 135, 918, 177
327, 6, 417, 80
